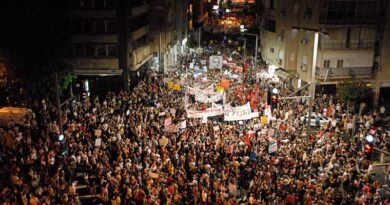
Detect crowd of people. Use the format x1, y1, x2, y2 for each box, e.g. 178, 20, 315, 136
1, 36, 390, 205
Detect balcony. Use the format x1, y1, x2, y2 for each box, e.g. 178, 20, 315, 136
319, 42, 375, 50
316, 67, 374, 80
130, 43, 153, 71
131, 5, 149, 18
131, 25, 149, 41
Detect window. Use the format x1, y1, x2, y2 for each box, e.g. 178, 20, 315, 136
80, 0, 92, 8
269, 0, 275, 9
302, 55, 308, 65
97, 45, 106, 56
105, 0, 116, 8
94, 0, 105, 8
264, 18, 276, 32
304, 7, 312, 19
270, 48, 274, 53
106, 20, 117, 33
75, 44, 84, 57
85, 44, 95, 56
83, 20, 93, 33
327, 1, 356, 19
68, 0, 80, 8
337, 60, 343, 68
72, 19, 82, 33
323, 60, 330, 68
95, 20, 105, 33
107, 45, 118, 56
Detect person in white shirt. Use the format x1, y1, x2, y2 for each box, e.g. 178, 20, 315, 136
380, 106, 386, 116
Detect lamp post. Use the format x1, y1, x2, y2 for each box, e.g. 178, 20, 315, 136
55, 72, 64, 136
292, 27, 329, 134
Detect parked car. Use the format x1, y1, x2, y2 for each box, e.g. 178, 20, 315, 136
306, 112, 330, 127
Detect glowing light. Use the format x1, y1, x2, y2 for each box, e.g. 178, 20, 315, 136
366, 135, 374, 143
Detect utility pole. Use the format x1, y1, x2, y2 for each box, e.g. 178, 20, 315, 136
307, 32, 319, 134
198, 27, 201, 48
292, 27, 329, 134
55, 72, 64, 136
243, 38, 247, 59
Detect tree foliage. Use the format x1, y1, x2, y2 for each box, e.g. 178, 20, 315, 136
0, 0, 73, 99
337, 80, 373, 109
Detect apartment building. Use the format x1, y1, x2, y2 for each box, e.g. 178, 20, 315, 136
149, 0, 189, 73
260, 0, 388, 99
64, 0, 153, 90
375, 3, 390, 105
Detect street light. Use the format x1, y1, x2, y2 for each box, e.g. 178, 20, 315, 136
292, 27, 329, 134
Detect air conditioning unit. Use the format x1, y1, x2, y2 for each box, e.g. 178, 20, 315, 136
277, 35, 283, 41
301, 64, 307, 72
301, 39, 308, 44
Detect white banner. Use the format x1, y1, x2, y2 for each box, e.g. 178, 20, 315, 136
224, 103, 259, 121
186, 108, 224, 118
195, 91, 223, 103
209, 56, 223, 69
187, 85, 214, 95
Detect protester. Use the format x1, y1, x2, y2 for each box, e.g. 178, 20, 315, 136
1, 37, 390, 205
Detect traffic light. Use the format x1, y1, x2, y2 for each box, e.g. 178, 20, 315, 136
267, 90, 272, 106
363, 143, 373, 160
271, 93, 278, 109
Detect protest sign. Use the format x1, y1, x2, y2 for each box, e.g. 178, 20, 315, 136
195, 91, 223, 103
209, 56, 223, 69
173, 84, 181, 91
180, 121, 187, 129
261, 116, 268, 125
168, 82, 174, 89
219, 79, 230, 89
268, 142, 277, 154
186, 108, 224, 118
224, 103, 259, 121
95, 129, 102, 137
95, 138, 102, 147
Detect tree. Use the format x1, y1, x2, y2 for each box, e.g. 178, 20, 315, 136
0, 0, 74, 101
337, 80, 373, 112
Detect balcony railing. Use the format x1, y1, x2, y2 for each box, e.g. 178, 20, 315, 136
130, 43, 153, 70
131, 25, 149, 41
316, 67, 374, 80
319, 42, 375, 50
131, 5, 149, 18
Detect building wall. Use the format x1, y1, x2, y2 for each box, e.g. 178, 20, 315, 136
260, 0, 382, 85
149, 0, 189, 72
374, 2, 390, 104
65, 0, 121, 73
317, 50, 374, 69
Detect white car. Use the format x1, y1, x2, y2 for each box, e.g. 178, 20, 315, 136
306, 112, 330, 127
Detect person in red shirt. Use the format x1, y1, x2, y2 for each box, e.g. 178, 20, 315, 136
286, 192, 298, 204
304, 192, 312, 205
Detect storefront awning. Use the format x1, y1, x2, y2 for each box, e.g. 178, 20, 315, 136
74, 69, 123, 76
275, 68, 291, 79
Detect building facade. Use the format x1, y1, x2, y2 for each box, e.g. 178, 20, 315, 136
375, 2, 390, 105
260, 0, 388, 103
64, 0, 153, 89
149, 0, 189, 73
